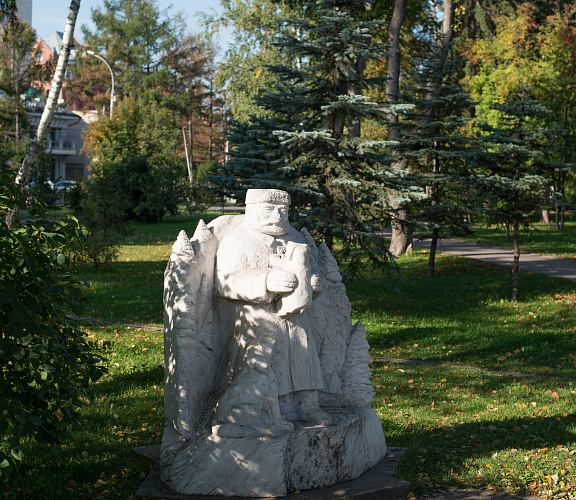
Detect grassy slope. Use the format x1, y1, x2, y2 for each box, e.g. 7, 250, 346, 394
3, 216, 576, 498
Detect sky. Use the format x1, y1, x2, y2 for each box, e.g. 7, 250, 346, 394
32, 0, 230, 50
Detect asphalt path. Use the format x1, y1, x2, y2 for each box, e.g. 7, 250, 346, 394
392, 233, 576, 282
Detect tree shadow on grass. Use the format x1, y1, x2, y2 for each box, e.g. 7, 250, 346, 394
368, 322, 576, 379
376, 370, 576, 495
392, 413, 576, 495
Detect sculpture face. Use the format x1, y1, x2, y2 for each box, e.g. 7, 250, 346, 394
246, 202, 290, 236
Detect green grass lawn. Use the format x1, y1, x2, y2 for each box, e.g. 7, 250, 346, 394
455, 221, 576, 260
3, 214, 576, 499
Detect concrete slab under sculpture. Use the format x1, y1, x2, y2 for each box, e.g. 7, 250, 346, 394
161, 189, 387, 497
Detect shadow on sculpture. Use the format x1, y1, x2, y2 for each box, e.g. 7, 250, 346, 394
160, 189, 387, 497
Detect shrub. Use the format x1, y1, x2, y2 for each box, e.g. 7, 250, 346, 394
68, 174, 130, 269
0, 166, 106, 474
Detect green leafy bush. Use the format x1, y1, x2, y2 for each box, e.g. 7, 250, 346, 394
68, 175, 129, 269
187, 160, 217, 213
27, 150, 58, 206
0, 166, 106, 475
83, 95, 187, 223
114, 154, 181, 223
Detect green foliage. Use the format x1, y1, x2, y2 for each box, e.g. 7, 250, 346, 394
81, 0, 188, 99
0, 166, 106, 475
474, 91, 567, 228
214, 0, 414, 277
0, 0, 17, 25
0, 18, 52, 140
28, 150, 58, 207
391, 38, 480, 275
83, 95, 187, 223
472, 90, 576, 299
67, 178, 129, 269
187, 160, 217, 213
202, 0, 300, 123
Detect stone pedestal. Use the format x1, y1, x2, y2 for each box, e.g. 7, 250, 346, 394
160, 407, 386, 498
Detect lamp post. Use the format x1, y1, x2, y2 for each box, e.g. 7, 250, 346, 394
86, 50, 115, 117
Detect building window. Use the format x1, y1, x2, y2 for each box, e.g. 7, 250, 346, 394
66, 164, 84, 180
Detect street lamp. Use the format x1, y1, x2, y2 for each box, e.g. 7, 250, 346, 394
86, 50, 115, 117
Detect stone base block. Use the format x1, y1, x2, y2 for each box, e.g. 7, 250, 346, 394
159, 407, 387, 497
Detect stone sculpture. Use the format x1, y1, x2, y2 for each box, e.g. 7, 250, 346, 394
160, 189, 387, 497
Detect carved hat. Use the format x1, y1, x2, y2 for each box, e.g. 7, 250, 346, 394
245, 189, 291, 205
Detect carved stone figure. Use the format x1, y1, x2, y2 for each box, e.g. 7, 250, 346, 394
160, 189, 386, 497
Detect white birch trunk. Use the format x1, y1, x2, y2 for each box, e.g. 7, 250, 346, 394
5, 0, 81, 228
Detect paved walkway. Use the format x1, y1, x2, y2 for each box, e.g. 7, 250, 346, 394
406, 234, 576, 282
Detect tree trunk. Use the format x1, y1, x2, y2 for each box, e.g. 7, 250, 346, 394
386, 0, 410, 256
511, 217, 520, 302
561, 206, 565, 230
427, 227, 440, 278
505, 221, 510, 242
385, 0, 407, 141
389, 0, 454, 256
389, 202, 412, 256
542, 209, 550, 228
555, 200, 559, 230
5, 0, 81, 229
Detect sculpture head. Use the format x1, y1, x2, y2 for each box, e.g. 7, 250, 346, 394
245, 189, 291, 236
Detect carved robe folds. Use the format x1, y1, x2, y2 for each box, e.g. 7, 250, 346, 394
160, 204, 387, 498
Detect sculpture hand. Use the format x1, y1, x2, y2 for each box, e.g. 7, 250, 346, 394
267, 269, 297, 293
311, 275, 323, 295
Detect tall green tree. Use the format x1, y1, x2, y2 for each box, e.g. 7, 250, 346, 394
0, 19, 52, 144
83, 94, 186, 223
214, 0, 412, 276
202, 0, 301, 123
473, 90, 574, 302
393, 38, 479, 278
81, 0, 188, 98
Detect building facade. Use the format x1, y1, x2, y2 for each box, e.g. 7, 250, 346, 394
15, 0, 32, 26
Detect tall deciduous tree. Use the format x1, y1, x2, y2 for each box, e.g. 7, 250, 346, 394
202, 0, 300, 123
0, 19, 52, 143
5, 0, 81, 229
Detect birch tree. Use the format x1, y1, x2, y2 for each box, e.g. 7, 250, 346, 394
5, 0, 81, 229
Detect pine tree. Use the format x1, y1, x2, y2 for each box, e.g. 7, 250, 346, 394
473, 89, 574, 301
393, 38, 479, 278
213, 0, 412, 276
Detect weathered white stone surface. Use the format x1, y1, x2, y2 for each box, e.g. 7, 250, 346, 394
161, 189, 386, 497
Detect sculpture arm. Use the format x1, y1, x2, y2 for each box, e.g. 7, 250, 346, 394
217, 268, 272, 303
